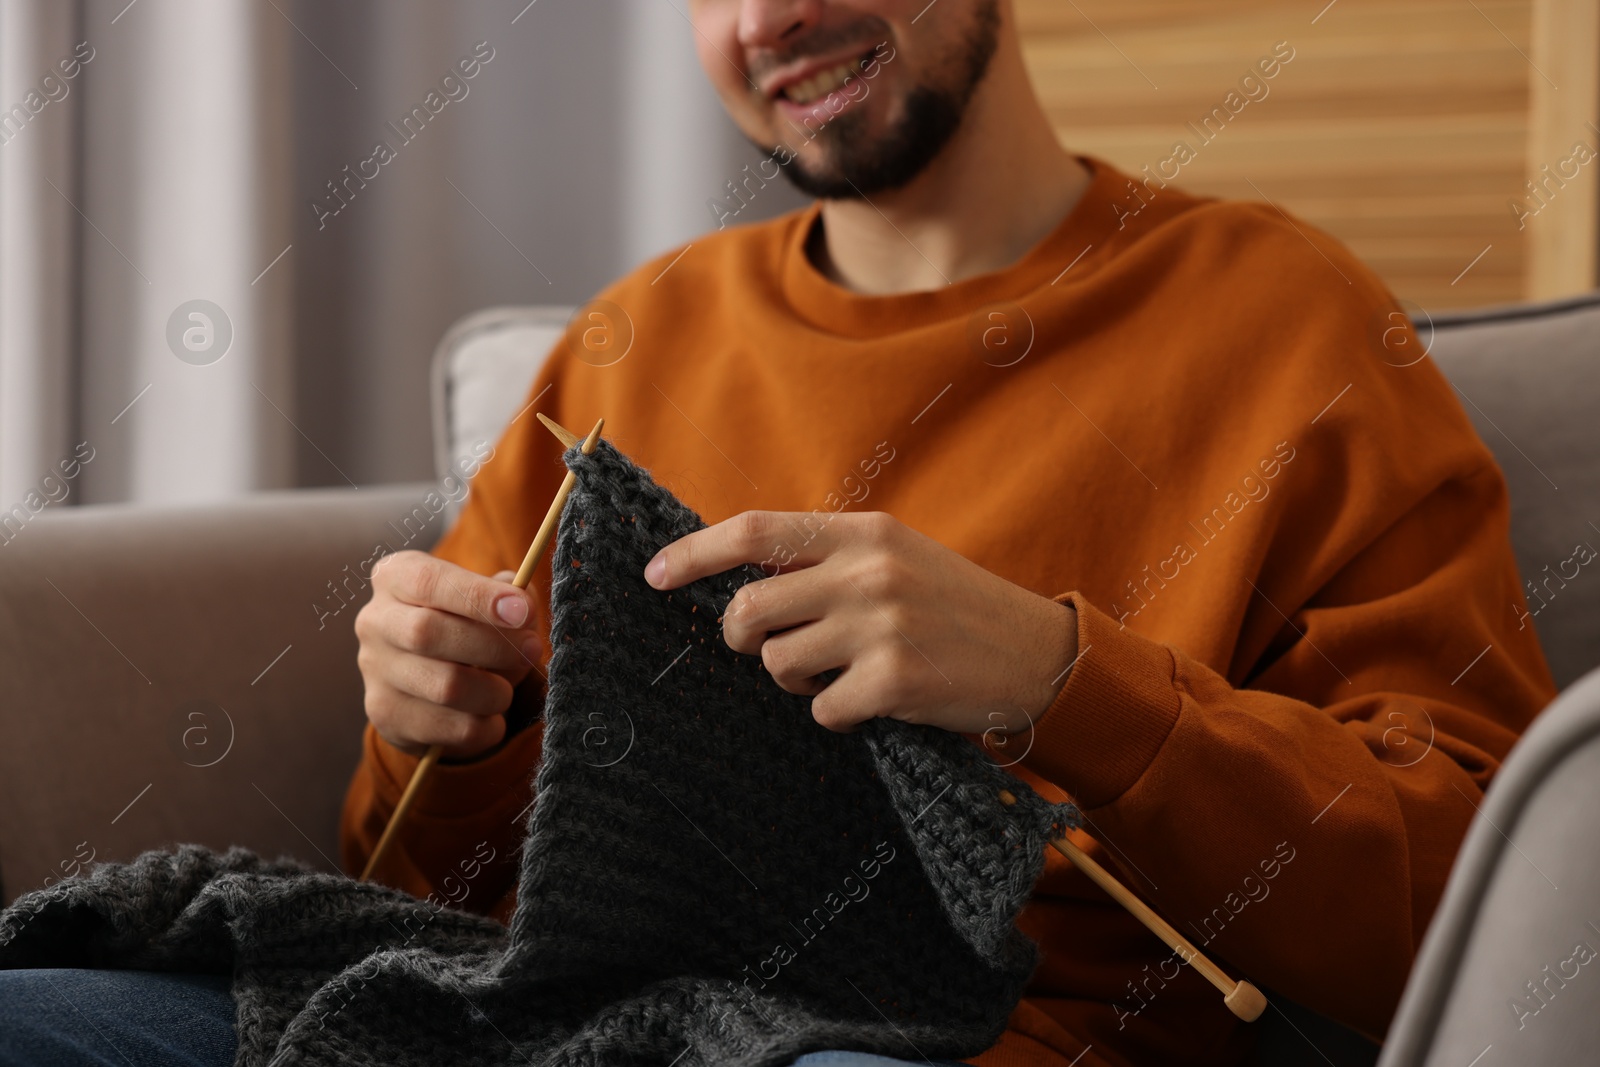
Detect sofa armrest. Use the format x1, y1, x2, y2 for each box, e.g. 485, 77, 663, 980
0, 484, 445, 904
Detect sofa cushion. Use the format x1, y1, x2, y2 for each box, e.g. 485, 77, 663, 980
1425, 293, 1600, 688
430, 306, 569, 496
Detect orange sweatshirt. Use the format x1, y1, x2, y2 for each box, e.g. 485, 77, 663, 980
341, 156, 1556, 1067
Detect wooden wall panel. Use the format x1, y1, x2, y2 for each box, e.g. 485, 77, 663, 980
1018, 0, 1537, 309
1525, 0, 1600, 298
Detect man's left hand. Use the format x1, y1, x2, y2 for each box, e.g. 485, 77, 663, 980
644, 511, 1079, 735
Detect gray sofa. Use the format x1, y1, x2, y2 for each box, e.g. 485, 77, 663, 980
1, 295, 1596, 1063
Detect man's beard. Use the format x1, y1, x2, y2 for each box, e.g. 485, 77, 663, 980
770, 2, 1000, 200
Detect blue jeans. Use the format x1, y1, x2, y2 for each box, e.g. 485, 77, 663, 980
0, 969, 964, 1065
0, 969, 234, 1067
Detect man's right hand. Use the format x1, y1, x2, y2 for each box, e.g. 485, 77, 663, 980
354, 551, 540, 759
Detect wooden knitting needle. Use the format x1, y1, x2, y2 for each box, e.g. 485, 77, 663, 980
360, 415, 605, 883
998, 789, 1266, 1022
536, 412, 580, 448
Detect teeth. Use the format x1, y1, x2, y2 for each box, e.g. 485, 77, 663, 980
786, 60, 860, 106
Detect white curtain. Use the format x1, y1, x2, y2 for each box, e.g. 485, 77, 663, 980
0, 0, 803, 504
77, 0, 297, 503
0, 0, 78, 507
1, 0, 295, 506
620, 0, 753, 267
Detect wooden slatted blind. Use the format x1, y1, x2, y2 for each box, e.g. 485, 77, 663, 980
1018, 0, 1552, 309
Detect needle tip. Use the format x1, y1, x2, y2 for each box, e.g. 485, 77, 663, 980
536, 412, 579, 447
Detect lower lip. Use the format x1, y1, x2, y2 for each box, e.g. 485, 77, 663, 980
773, 73, 873, 128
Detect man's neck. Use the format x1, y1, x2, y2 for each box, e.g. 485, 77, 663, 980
807, 39, 1091, 295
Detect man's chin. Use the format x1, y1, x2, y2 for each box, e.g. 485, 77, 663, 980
777, 159, 881, 201
774, 145, 864, 201
768, 89, 963, 201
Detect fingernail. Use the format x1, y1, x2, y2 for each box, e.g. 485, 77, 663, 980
522, 637, 540, 661
644, 553, 666, 588
495, 594, 528, 626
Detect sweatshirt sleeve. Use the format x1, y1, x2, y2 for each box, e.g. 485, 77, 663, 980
339, 722, 541, 917
339, 355, 576, 917
1020, 323, 1556, 1039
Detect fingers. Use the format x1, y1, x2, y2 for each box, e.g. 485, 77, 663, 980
640, 510, 948, 735
377, 600, 538, 674
758, 620, 850, 696
357, 554, 543, 758
359, 640, 517, 758
806, 660, 890, 733
721, 569, 832, 655
376, 551, 535, 629
725, 571, 892, 717
365, 678, 510, 758
645, 511, 838, 590
376, 648, 516, 718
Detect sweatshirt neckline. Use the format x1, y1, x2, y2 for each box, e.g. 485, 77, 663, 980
778, 155, 1123, 338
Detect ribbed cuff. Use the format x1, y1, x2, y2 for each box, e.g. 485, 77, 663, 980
1022, 592, 1182, 809
366, 723, 543, 820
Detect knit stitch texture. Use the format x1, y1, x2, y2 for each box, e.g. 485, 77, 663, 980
0, 440, 1081, 1067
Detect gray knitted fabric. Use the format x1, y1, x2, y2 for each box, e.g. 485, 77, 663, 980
0, 440, 1080, 1067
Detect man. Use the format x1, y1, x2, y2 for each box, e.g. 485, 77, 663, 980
343, 2, 1556, 1065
